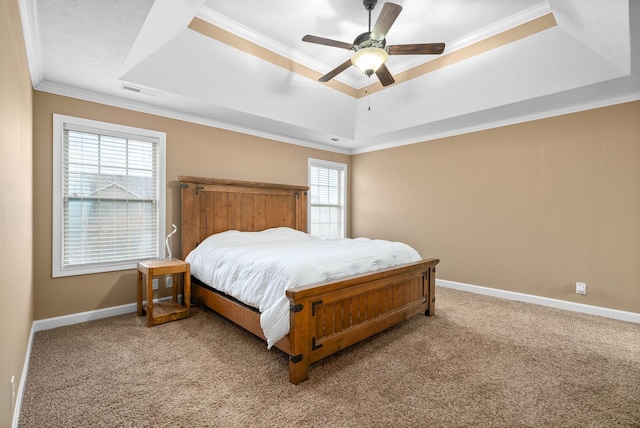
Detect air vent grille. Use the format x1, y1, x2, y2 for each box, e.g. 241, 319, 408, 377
121, 85, 141, 93
121, 84, 161, 97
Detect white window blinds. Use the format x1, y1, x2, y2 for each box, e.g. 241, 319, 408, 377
309, 159, 346, 239
53, 115, 166, 277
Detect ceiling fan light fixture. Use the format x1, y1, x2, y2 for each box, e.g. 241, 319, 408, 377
352, 47, 388, 76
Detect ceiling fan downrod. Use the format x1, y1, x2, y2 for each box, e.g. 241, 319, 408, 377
363, 0, 377, 31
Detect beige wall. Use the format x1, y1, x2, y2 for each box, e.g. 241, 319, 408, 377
31, 94, 640, 320
1, 0, 34, 425
32, 91, 350, 320
352, 101, 640, 313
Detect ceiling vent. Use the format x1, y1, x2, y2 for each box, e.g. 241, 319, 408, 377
121, 83, 161, 97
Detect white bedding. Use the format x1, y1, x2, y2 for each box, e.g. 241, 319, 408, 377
185, 227, 421, 348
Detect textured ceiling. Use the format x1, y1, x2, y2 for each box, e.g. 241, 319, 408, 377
21, 0, 640, 154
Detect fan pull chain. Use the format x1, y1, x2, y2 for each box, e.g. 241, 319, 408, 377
367, 81, 371, 111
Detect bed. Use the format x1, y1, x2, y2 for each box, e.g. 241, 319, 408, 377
180, 176, 439, 384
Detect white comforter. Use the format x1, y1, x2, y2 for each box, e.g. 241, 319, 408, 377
185, 227, 421, 348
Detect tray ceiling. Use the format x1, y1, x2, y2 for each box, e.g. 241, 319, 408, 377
21, 0, 640, 153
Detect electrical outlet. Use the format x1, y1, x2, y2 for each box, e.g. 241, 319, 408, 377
152, 278, 159, 290
166, 275, 173, 288
11, 376, 16, 408
576, 282, 586, 295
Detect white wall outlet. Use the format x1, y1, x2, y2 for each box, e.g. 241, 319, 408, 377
166, 275, 173, 288
152, 278, 159, 290
11, 375, 16, 408
576, 282, 587, 295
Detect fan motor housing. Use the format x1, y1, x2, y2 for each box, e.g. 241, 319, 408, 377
353, 32, 386, 50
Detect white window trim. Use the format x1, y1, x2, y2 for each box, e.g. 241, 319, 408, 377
52, 114, 166, 277
308, 158, 348, 238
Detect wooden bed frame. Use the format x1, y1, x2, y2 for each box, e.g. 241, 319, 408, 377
179, 176, 439, 384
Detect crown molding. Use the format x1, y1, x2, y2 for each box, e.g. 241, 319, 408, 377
18, 0, 43, 87
34, 80, 639, 157
351, 90, 640, 155
35, 80, 351, 155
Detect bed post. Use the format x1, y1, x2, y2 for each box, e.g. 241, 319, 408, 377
288, 298, 311, 384
426, 266, 436, 316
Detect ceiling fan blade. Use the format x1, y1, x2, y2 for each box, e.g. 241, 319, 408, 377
375, 63, 395, 87
302, 35, 354, 50
371, 2, 403, 41
319, 59, 353, 82
388, 43, 446, 55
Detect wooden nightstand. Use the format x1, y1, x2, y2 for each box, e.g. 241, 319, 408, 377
137, 259, 191, 327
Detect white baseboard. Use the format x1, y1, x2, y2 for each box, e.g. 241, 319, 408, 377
436, 279, 640, 324
32, 302, 138, 332
32, 296, 181, 332
12, 323, 34, 428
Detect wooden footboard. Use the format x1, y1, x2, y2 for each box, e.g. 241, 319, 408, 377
286, 258, 438, 384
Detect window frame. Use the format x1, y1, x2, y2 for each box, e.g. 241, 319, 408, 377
308, 158, 347, 239
52, 114, 166, 277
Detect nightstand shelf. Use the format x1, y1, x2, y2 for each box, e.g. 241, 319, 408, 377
137, 259, 191, 327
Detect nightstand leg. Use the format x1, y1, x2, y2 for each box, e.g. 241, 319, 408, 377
146, 272, 154, 327
137, 270, 143, 316
172, 274, 178, 302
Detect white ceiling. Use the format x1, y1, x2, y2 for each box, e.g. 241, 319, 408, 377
21, 0, 640, 154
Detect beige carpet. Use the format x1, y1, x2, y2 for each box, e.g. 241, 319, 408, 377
19, 287, 640, 427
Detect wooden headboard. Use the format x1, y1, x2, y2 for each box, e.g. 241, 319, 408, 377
179, 176, 309, 260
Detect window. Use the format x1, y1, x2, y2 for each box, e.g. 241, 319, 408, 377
53, 114, 166, 277
308, 158, 347, 239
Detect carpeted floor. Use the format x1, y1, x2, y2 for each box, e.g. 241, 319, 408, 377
19, 287, 640, 427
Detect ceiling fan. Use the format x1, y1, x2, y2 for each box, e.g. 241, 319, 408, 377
302, 0, 446, 87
